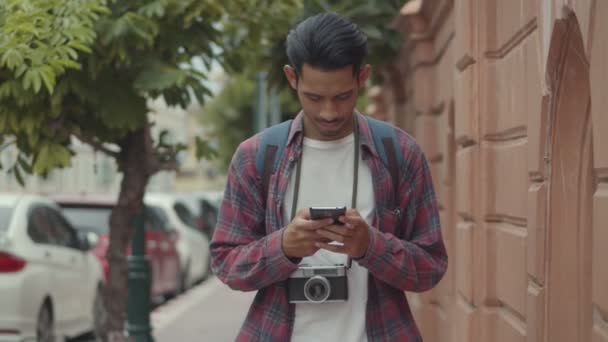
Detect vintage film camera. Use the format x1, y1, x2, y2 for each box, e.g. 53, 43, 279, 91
287, 264, 348, 303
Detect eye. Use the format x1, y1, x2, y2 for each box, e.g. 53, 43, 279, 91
336, 94, 351, 101
307, 95, 321, 102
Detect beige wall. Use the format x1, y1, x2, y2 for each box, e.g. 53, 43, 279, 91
382, 1, 608, 341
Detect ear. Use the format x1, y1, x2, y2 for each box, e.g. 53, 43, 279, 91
358, 64, 372, 87
283, 65, 298, 90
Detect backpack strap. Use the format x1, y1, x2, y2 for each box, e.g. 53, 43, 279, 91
255, 117, 402, 208
255, 120, 293, 204
366, 116, 403, 206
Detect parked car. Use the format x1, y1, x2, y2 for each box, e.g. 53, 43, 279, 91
0, 193, 104, 342
144, 193, 211, 289
179, 191, 222, 238
53, 194, 182, 299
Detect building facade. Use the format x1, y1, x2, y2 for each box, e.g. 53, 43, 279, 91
377, 0, 608, 341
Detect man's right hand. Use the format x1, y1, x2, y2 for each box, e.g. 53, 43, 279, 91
282, 208, 334, 258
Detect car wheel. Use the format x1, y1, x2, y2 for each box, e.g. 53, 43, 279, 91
37, 301, 54, 342
93, 287, 107, 341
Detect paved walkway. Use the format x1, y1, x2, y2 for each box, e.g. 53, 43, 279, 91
152, 277, 255, 341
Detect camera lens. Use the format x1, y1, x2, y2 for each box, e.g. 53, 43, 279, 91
304, 276, 331, 303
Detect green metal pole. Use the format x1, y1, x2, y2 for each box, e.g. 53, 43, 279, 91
126, 210, 153, 341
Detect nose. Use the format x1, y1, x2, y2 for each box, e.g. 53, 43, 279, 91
319, 101, 339, 121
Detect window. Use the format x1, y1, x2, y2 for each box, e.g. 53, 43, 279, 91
61, 206, 111, 235
144, 206, 165, 232
47, 209, 79, 249
28, 206, 78, 248
149, 206, 171, 232
0, 206, 13, 232
173, 203, 196, 229
201, 200, 218, 231
28, 206, 54, 244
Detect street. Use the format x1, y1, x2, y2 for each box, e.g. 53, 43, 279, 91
152, 277, 255, 341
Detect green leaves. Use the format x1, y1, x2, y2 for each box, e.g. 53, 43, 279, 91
138, 1, 167, 18
0, 0, 108, 95
134, 62, 189, 92
1, 48, 24, 71
195, 136, 218, 161
32, 142, 72, 174
1, 0, 301, 185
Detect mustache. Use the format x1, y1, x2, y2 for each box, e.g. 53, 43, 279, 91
317, 118, 343, 124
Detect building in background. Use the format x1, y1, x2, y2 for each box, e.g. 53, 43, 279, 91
382, 1, 608, 342
0, 137, 122, 195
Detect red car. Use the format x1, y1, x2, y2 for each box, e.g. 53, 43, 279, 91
53, 194, 182, 301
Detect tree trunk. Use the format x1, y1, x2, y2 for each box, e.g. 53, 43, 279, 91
104, 126, 153, 342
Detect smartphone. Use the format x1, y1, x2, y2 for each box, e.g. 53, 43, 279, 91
309, 206, 346, 225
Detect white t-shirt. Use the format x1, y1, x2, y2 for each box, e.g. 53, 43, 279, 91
284, 133, 374, 342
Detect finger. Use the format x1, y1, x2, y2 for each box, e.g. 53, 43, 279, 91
300, 218, 334, 230
316, 229, 346, 243
315, 236, 333, 243
299, 231, 332, 243
322, 225, 353, 237
346, 208, 361, 217
341, 214, 365, 227
297, 208, 311, 219
315, 241, 347, 254
337, 216, 353, 227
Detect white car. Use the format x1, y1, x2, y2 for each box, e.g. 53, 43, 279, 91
144, 193, 211, 290
0, 193, 105, 342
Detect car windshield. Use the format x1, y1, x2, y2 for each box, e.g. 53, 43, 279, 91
0, 206, 13, 232
61, 206, 111, 235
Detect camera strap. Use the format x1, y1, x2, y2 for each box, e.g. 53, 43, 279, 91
290, 120, 360, 269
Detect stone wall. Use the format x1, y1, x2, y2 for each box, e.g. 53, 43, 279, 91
381, 1, 608, 341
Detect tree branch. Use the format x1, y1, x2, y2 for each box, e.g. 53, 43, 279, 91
74, 133, 120, 159
156, 160, 179, 172
148, 149, 179, 174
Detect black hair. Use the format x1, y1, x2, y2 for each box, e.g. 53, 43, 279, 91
286, 12, 368, 80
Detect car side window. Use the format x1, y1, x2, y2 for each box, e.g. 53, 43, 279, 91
173, 203, 196, 229
149, 206, 171, 232
144, 206, 163, 232
47, 208, 79, 249
202, 201, 218, 230
27, 206, 53, 244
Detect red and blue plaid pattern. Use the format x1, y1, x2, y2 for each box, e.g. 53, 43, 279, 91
211, 112, 448, 341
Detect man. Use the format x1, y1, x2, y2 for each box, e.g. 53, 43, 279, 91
211, 12, 447, 341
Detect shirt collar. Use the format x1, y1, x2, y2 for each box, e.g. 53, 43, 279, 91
286, 111, 380, 159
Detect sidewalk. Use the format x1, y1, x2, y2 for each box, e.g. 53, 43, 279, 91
152, 277, 255, 341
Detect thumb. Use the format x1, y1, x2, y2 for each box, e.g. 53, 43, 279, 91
296, 207, 311, 220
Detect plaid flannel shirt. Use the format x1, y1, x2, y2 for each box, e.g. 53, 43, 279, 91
211, 112, 448, 341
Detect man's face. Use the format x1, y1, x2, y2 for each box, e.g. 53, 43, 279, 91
284, 63, 371, 141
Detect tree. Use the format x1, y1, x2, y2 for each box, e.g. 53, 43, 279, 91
0, 0, 298, 340
198, 0, 400, 164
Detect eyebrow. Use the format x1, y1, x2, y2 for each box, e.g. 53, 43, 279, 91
303, 89, 354, 99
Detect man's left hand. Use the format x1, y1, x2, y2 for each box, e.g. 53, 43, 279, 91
315, 209, 370, 259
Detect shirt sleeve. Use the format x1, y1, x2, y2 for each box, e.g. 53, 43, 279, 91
356, 141, 448, 292
210, 140, 299, 291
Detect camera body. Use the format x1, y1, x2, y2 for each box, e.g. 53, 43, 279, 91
287, 264, 348, 303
